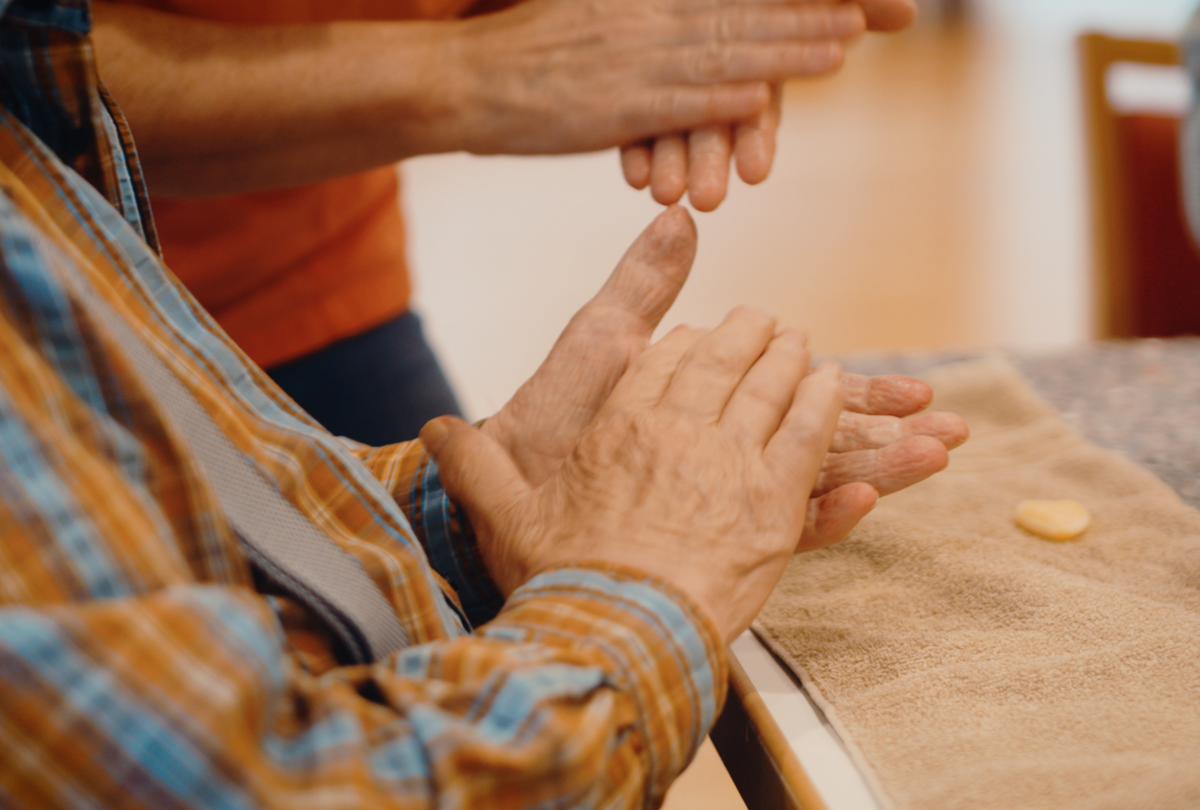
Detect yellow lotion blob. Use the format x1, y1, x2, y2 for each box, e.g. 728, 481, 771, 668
1015, 499, 1091, 541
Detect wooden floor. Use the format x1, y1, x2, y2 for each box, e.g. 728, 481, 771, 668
399, 7, 1170, 808
664, 737, 749, 810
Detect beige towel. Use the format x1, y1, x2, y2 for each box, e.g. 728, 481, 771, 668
754, 356, 1200, 810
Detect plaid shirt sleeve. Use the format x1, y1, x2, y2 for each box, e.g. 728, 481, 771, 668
351, 438, 507, 627
0, 3, 728, 808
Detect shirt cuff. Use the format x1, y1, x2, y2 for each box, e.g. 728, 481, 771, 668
354, 438, 504, 627
410, 453, 504, 626
484, 563, 729, 806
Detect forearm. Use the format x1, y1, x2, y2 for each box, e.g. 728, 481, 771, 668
94, 0, 868, 199
92, 2, 470, 197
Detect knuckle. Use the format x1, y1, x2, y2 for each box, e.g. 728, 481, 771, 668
806, 41, 843, 73
741, 378, 788, 411
867, 416, 905, 446
691, 42, 732, 83
730, 304, 777, 332
713, 8, 748, 42
579, 414, 640, 468
804, 6, 844, 38
669, 323, 705, 341
640, 89, 689, 131
697, 345, 747, 377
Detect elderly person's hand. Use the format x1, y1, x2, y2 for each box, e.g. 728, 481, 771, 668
425, 312, 845, 643
422, 206, 966, 631
475, 207, 964, 545
621, 0, 919, 212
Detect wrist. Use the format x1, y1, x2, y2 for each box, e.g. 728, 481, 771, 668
365, 20, 478, 158
420, 12, 519, 156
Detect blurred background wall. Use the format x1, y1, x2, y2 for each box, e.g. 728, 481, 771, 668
403, 0, 1197, 421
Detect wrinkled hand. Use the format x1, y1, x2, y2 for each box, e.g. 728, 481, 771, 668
453, 205, 966, 569
446, 0, 867, 156
425, 311, 845, 644
619, 0, 918, 211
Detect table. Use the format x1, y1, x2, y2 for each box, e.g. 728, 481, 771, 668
711, 339, 1200, 810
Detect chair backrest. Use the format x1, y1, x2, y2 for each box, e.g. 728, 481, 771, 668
1079, 32, 1200, 338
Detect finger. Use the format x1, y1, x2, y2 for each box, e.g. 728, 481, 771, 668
621, 142, 652, 190
581, 204, 698, 340
604, 324, 708, 413
658, 40, 846, 86
687, 126, 733, 212
669, 3, 866, 49
796, 482, 878, 553
733, 84, 782, 185
422, 417, 528, 510
764, 361, 844, 487
839, 373, 933, 415
618, 82, 768, 143
490, 207, 699, 483
651, 135, 689, 205
831, 410, 969, 453
813, 434, 949, 497
518, 204, 699, 399
420, 417, 535, 598
853, 0, 918, 32
660, 306, 778, 418
720, 327, 809, 446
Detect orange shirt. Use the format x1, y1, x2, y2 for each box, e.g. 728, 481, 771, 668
119, 0, 477, 368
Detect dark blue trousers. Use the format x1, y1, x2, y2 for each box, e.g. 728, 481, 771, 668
267, 311, 464, 445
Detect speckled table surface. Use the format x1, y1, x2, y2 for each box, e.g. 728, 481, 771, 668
838, 337, 1200, 510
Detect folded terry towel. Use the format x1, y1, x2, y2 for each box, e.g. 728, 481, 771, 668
754, 355, 1200, 810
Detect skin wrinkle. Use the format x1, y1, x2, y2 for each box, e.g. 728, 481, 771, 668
816, 435, 949, 497
841, 374, 933, 415
854, 411, 967, 452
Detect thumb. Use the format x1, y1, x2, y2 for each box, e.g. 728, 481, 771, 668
589, 204, 697, 337
420, 416, 531, 527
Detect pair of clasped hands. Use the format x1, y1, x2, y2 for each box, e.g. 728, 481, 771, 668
423, 207, 969, 645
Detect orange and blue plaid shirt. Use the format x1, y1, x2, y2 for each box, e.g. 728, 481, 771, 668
0, 1, 727, 806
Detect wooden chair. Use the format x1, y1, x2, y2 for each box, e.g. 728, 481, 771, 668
1079, 32, 1200, 338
